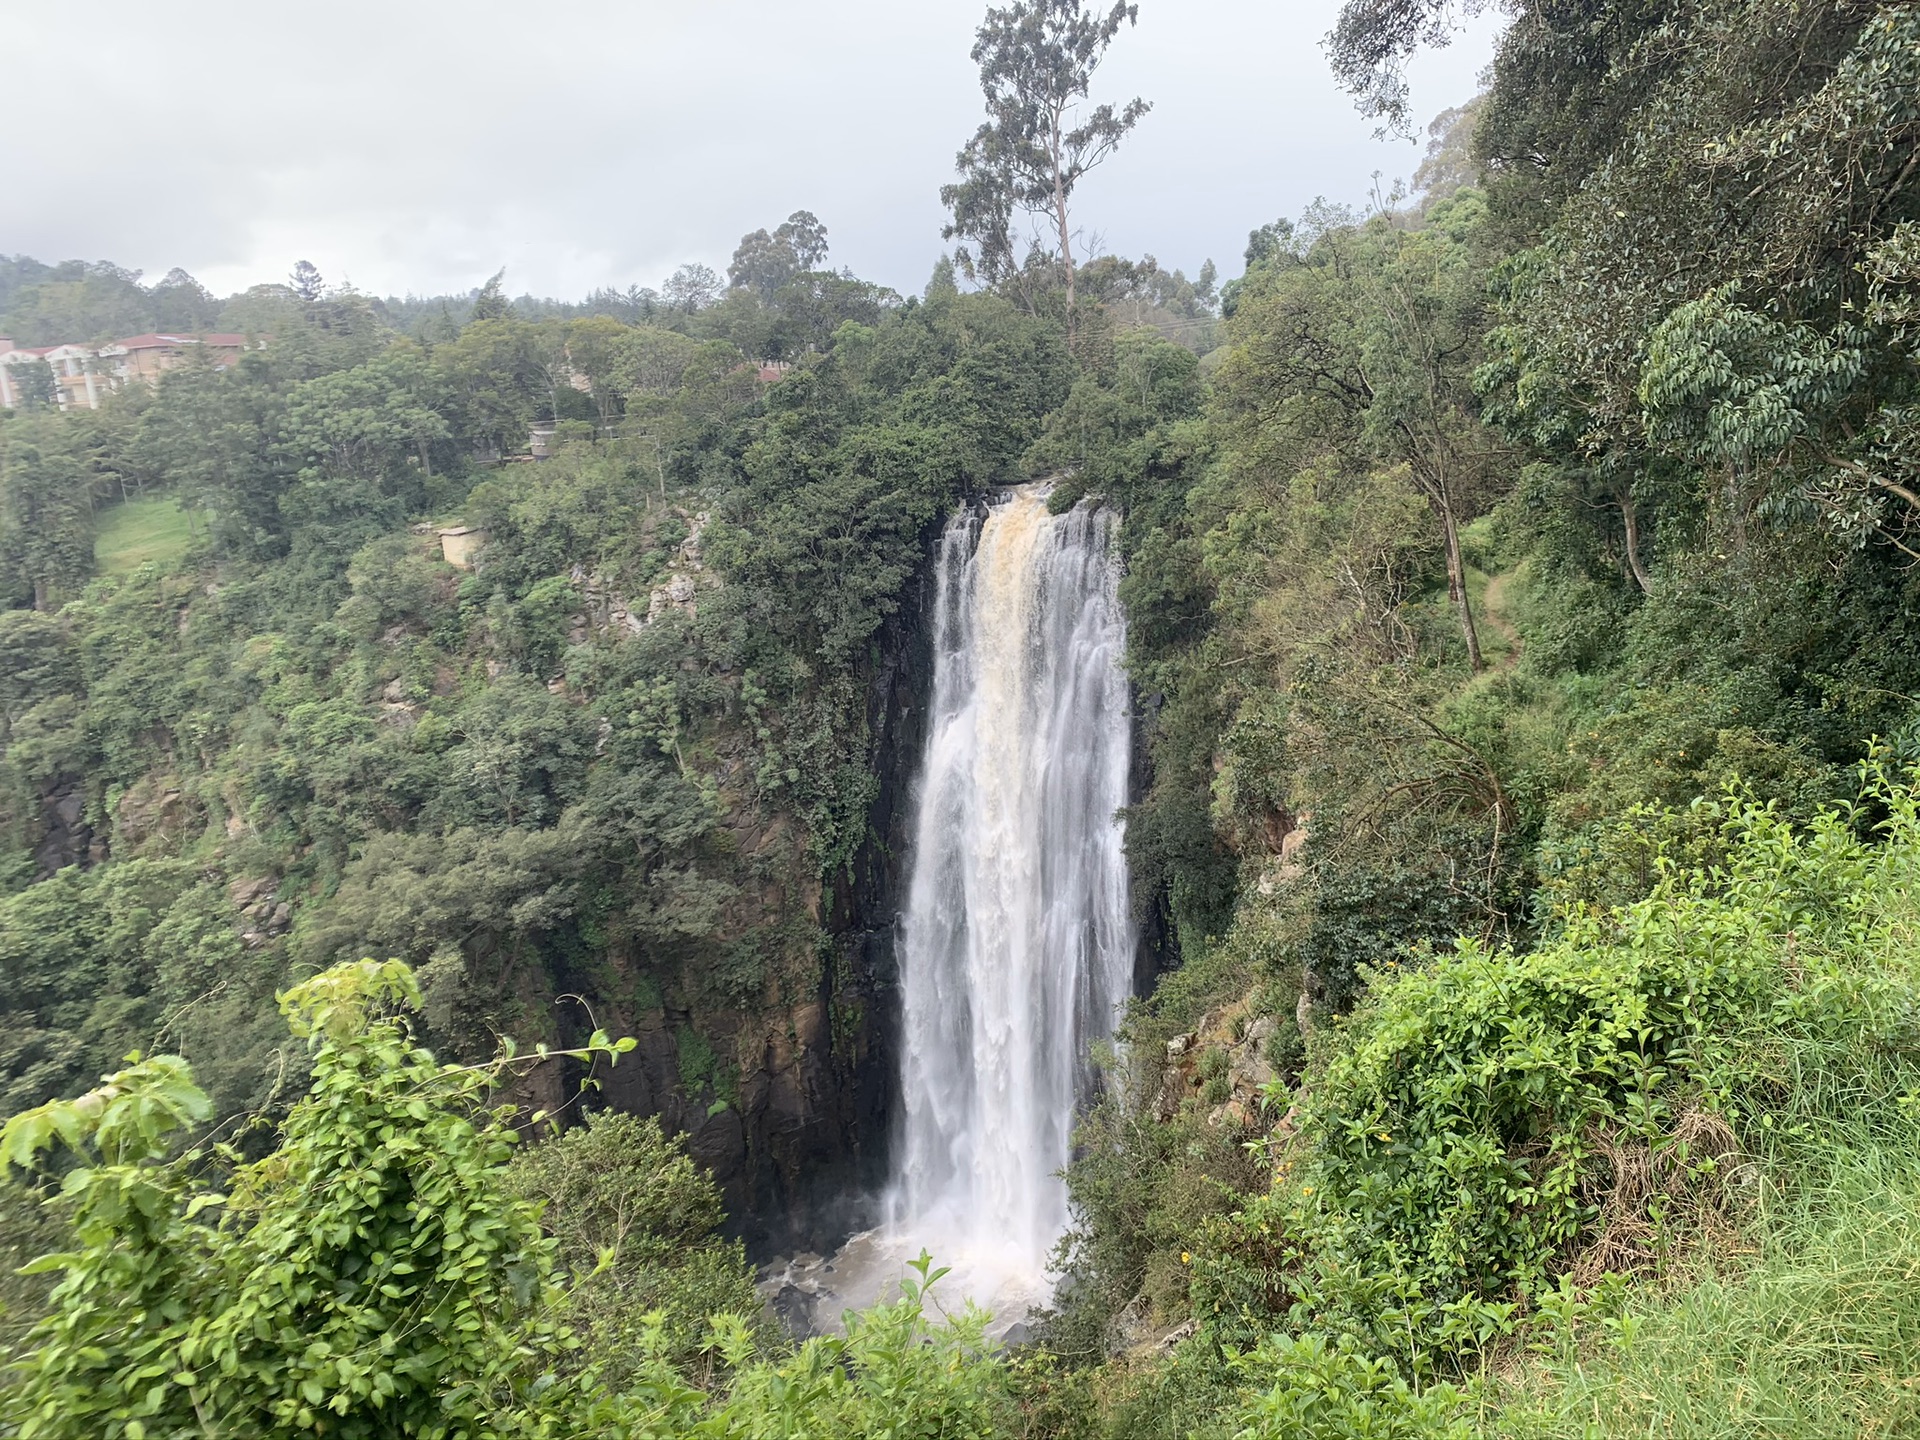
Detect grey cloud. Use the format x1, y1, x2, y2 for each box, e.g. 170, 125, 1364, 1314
2, 0, 1497, 299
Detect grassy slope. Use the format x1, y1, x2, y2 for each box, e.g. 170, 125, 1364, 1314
1465, 558, 1920, 1439
94, 495, 192, 575
1489, 1144, 1920, 1439
1458, 791, 1920, 1439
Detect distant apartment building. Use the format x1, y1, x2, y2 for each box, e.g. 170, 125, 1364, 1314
0, 332, 255, 411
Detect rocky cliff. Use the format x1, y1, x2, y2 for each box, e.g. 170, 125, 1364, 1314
533, 558, 936, 1254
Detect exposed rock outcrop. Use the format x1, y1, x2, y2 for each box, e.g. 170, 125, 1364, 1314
34, 776, 95, 876
1154, 999, 1284, 1131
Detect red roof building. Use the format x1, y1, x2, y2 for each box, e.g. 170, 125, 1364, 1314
0, 332, 258, 411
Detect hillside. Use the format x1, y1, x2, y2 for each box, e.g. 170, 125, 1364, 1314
0, 264, 1072, 1241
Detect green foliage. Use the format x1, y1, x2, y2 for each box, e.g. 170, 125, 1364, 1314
507, 1111, 762, 1385
0, 959, 1016, 1439
1473, 0, 1920, 561
1197, 770, 1920, 1369
1, 412, 101, 610
1230, 1333, 1470, 1440
1026, 329, 1203, 506
0, 859, 289, 1118
1047, 1064, 1266, 1361
727, 210, 831, 301
0, 260, 214, 347
0, 257, 1074, 1144
1111, 189, 1535, 1061
1075, 22, 1920, 1421
1048, 767, 1920, 1440
528, 1258, 1013, 1439
0, 1178, 64, 1351
696, 1256, 1011, 1439
0, 959, 641, 1439
6, 7, 1919, 1435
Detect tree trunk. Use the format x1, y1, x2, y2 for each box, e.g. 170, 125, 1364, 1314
1439, 503, 1485, 671
1051, 115, 1076, 349
1619, 487, 1653, 594
1056, 186, 1076, 344
32, 575, 49, 612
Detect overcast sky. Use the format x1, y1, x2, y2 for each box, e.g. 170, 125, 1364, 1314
3, 0, 1501, 303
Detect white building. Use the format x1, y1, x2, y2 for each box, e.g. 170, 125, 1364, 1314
0, 332, 257, 411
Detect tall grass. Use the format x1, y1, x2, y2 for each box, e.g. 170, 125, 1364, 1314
1490, 1138, 1920, 1439
1487, 775, 1920, 1438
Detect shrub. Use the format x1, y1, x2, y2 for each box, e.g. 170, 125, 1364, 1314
1231, 1333, 1471, 1440
507, 1110, 764, 1384
1196, 764, 1920, 1374
0, 960, 1017, 1440
0, 960, 626, 1438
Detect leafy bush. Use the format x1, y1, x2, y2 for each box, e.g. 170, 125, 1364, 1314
1196, 764, 1920, 1374
1231, 1333, 1470, 1440
507, 1110, 763, 1383
0, 959, 630, 1438
0, 960, 1018, 1440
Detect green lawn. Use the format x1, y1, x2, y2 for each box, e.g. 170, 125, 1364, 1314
94, 495, 194, 575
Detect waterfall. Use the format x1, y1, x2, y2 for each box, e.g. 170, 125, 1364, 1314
885, 483, 1134, 1304
758, 483, 1134, 1332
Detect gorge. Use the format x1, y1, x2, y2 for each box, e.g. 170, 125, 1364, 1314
9, 0, 1920, 1428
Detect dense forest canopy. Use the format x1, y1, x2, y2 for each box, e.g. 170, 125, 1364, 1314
3, 0, 1919, 1435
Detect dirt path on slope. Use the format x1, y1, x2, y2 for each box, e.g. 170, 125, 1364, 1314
1479, 570, 1522, 668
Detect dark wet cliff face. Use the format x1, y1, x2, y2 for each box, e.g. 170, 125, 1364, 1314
524, 558, 934, 1256
709, 566, 932, 1253
34, 775, 97, 877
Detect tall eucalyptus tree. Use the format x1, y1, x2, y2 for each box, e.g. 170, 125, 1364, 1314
940, 0, 1150, 346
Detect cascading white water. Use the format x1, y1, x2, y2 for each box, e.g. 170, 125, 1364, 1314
885, 483, 1135, 1308
759, 484, 1134, 1331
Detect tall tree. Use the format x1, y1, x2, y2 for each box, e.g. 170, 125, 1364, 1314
728, 210, 831, 300
662, 263, 722, 314
1325, 0, 1494, 136
4, 359, 57, 411
288, 259, 325, 304
1216, 201, 1500, 671
148, 268, 220, 332
131, 358, 288, 558
940, 0, 1150, 344
0, 417, 97, 610
609, 325, 701, 399
469, 268, 512, 323
563, 315, 631, 424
